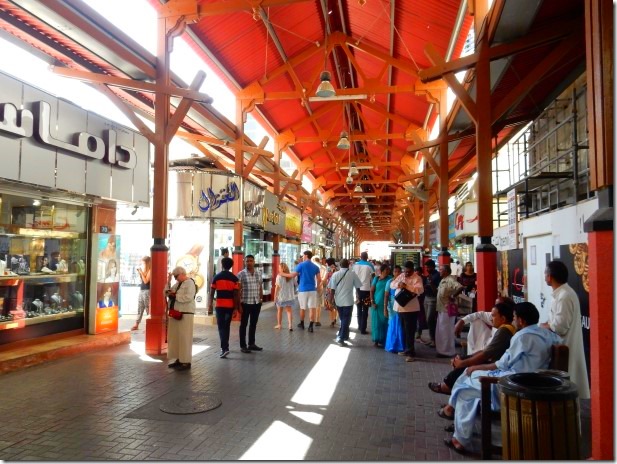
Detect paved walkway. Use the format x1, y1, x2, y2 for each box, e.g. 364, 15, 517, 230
0, 305, 589, 461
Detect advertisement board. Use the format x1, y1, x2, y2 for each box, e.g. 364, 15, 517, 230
90, 234, 120, 333
262, 191, 285, 235
453, 201, 479, 238
243, 181, 265, 227
284, 204, 302, 238
301, 214, 312, 243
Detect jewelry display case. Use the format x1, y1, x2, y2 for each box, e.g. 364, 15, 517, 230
0, 193, 88, 343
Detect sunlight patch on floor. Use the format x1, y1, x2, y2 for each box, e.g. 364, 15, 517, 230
129, 341, 209, 362
290, 344, 351, 406
239, 420, 312, 460
289, 410, 323, 425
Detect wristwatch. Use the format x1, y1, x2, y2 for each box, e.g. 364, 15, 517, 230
175, 244, 205, 289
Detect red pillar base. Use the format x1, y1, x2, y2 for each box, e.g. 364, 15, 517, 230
437, 248, 451, 267
475, 241, 497, 312
588, 229, 614, 460
232, 250, 244, 274
271, 252, 280, 303
146, 243, 168, 356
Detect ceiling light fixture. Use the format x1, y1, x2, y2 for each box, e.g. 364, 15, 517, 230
337, 131, 350, 150
353, 184, 363, 193
349, 162, 359, 177
360, 197, 367, 205
316, 71, 335, 97
345, 175, 353, 185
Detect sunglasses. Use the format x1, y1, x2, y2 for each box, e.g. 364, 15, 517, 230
172, 274, 179, 279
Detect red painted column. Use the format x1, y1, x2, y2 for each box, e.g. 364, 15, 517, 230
146, 242, 168, 354
145, 15, 172, 356
588, 229, 613, 459
475, 239, 497, 313
232, 221, 244, 274
584, 187, 614, 460
437, 248, 451, 267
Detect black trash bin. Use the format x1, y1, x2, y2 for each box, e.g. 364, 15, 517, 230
498, 372, 580, 460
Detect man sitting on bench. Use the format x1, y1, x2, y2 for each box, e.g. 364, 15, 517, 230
428, 300, 516, 395
440, 302, 562, 454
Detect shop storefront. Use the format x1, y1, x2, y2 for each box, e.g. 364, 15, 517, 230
173, 168, 241, 310
280, 204, 301, 267
0, 70, 150, 344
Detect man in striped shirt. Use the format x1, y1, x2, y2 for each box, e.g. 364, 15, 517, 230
237, 254, 264, 352
209, 257, 240, 358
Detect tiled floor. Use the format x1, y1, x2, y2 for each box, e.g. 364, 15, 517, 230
0, 305, 590, 461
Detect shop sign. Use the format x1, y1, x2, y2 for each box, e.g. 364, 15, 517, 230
284, 204, 302, 237
324, 229, 334, 247
243, 181, 265, 227
429, 220, 439, 246
175, 171, 241, 219
301, 214, 312, 242
0, 71, 150, 205
262, 190, 285, 234
448, 213, 456, 242
507, 189, 518, 249
453, 201, 478, 238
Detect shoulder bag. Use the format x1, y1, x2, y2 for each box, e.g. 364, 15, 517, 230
394, 287, 417, 307
328, 270, 349, 306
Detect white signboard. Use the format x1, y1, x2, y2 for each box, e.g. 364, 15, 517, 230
0, 71, 150, 205
507, 189, 518, 249
453, 201, 478, 238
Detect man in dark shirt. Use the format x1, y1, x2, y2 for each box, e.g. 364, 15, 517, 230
209, 257, 240, 358
423, 259, 441, 347
427, 301, 516, 394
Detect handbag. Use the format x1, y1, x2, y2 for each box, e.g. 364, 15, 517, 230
394, 288, 416, 307
167, 279, 195, 321
168, 308, 183, 320
446, 300, 459, 317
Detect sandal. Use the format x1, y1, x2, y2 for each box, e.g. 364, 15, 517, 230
443, 437, 467, 455
437, 407, 454, 420
274, 325, 281, 329
428, 382, 450, 395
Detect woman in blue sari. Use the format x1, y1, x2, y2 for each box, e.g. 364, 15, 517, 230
370, 264, 391, 347
385, 265, 405, 353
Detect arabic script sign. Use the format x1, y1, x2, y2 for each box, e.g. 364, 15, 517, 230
198, 182, 240, 213
175, 171, 241, 219
0, 70, 150, 205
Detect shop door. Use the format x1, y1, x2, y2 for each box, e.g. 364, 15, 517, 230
525, 234, 553, 322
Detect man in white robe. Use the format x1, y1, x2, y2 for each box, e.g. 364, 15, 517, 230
441, 302, 562, 453
540, 260, 590, 399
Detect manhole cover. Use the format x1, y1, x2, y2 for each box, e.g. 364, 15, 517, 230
159, 393, 222, 415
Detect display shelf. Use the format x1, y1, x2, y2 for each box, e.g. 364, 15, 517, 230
0, 310, 80, 330
0, 273, 81, 284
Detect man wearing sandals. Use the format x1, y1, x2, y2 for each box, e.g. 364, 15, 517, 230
427, 300, 515, 395
440, 302, 561, 453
